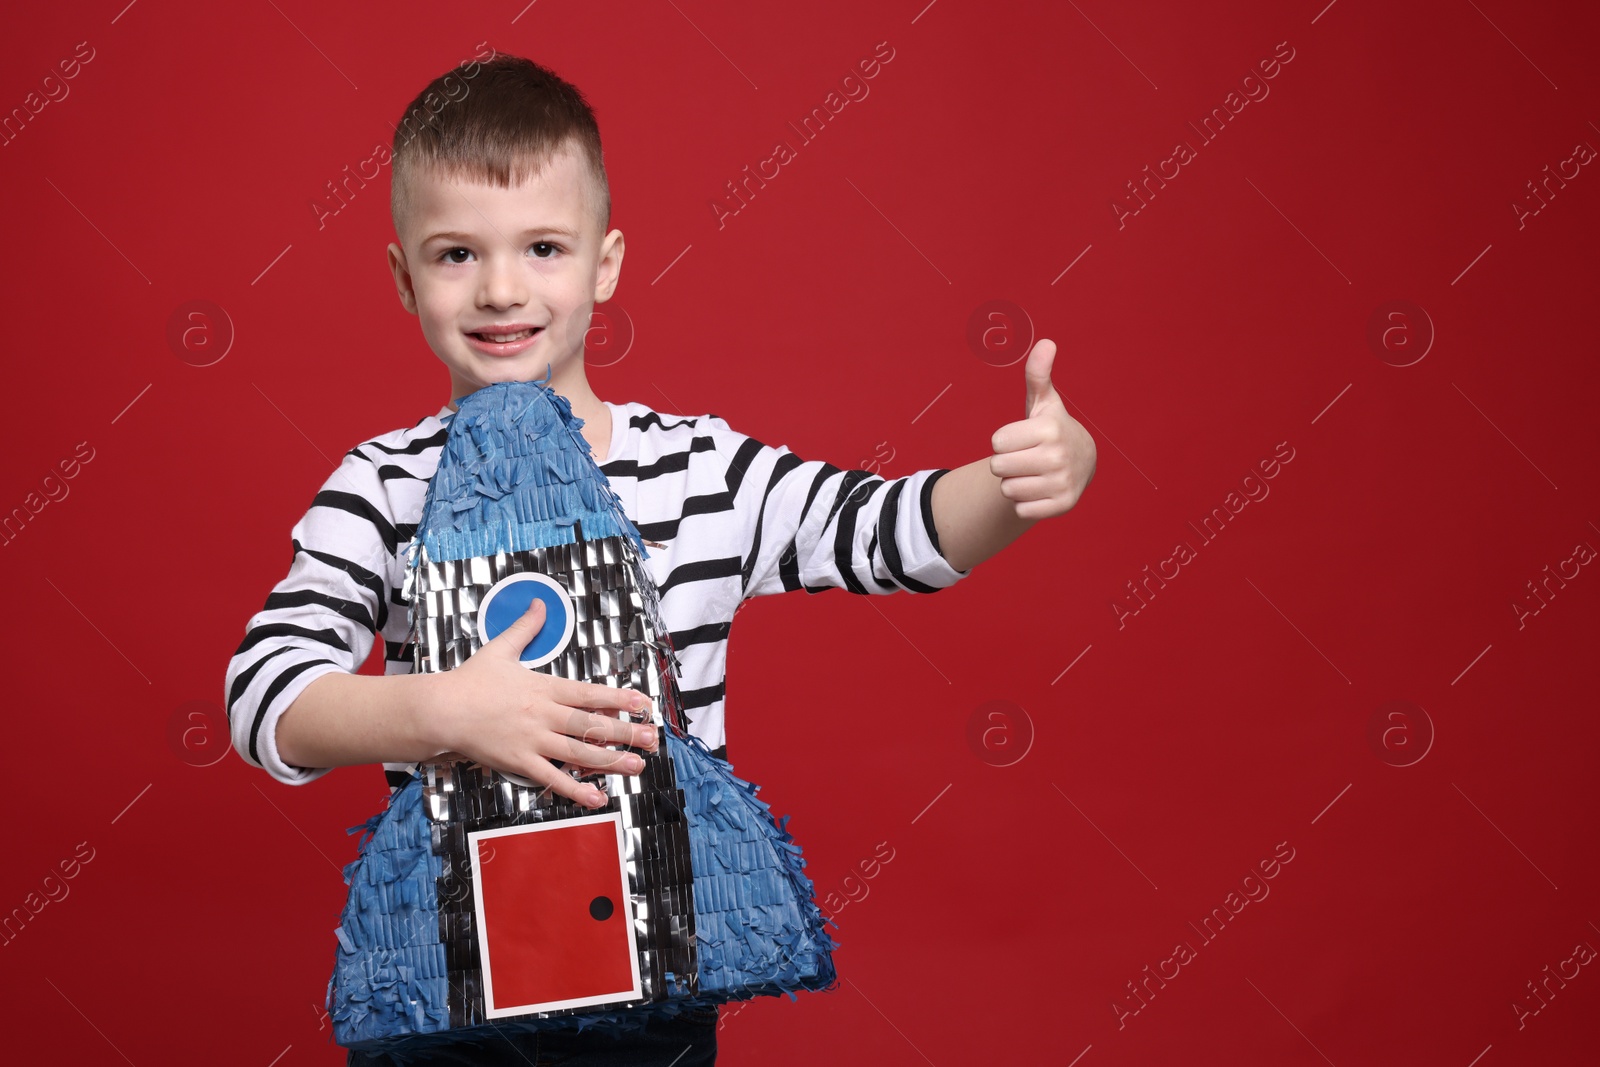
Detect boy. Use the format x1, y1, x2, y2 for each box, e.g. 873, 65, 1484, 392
225, 50, 1094, 1066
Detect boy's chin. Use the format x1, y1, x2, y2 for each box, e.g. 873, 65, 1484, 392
448, 359, 573, 395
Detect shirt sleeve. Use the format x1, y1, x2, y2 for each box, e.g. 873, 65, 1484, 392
703, 416, 974, 600
224, 448, 401, 786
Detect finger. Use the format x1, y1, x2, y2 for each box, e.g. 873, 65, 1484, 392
559, 707, 659, 754
988, 443, 1056, 479
553, 736, 648, 775
996, 474, 1058, 503
485, 596, 547, 655
546, 675, 658, 731
990, 416, 1051, 456
1012, 495, 1064, 521
508, 753, 611, 809
1022, 339, 1058, 417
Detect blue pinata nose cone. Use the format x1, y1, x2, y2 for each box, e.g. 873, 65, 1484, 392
414, 376, 647, 566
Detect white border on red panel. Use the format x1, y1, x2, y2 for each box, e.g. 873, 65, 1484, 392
477, 572, 577, 670
469, 813, 643, 1018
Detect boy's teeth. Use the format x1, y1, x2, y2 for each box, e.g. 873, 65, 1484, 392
480, 329, 535, 342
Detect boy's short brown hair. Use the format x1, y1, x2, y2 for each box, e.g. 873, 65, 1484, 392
389, 52, 611, 240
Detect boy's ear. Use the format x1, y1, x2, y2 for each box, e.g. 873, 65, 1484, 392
387, 241, 419, 315
593, 228, 625, 303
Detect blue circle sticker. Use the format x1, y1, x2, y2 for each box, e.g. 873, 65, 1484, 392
477, 573, 576, 668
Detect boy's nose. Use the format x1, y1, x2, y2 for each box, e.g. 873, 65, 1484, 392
478, 256, 530, 308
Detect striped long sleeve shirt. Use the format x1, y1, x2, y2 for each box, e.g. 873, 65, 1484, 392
224, 400, 972, 789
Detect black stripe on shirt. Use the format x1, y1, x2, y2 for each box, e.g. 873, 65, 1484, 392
723, 436, 765, 500
921, 469, 954, 560
637, 489, 737, 544
828, 470, 881, 595
233, 621, 353, 658
602, 434, 716, 480
263, 589, 376, 633
658, 556, 743, 598
628, 411, 700, 434
226, 645, 294, 724
375, 464, 425, 484
311, 490, 404, 557
291, 541, 388, 634
741, 450, 804, 596
249, 657, 337, 768
679, 680, 725, 710
775, 465, 836, 593
879, 478, 938, 594
364, 430, 448, 456
669, 621, 732, 649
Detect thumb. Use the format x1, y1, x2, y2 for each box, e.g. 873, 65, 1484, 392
1023, 339, 1059, 418
486, 596, 546, 655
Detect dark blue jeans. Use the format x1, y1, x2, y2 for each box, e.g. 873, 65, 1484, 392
347, 1006, 719, 1066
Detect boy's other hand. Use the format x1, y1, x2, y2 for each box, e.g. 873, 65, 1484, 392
988, 338, 1097, 521
426, 597, 660, 809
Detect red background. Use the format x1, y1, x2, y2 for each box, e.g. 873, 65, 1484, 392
3, 1, 1598, 1064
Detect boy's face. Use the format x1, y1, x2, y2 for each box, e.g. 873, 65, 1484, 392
386, 144, 622, 408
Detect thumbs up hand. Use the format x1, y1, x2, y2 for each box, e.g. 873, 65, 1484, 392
988, 339, 1096, 521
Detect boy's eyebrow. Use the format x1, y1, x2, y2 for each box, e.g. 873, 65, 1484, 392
423, 226, 583, 246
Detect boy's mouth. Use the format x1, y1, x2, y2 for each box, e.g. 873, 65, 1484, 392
469, 327, 541, 343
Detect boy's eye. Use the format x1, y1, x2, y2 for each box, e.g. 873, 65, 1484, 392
529, 242, 560, 259
442, 248, 472, 264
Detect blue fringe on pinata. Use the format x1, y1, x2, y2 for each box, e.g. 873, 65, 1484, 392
326, 771, 451, 1048
668, 728, 839, 1001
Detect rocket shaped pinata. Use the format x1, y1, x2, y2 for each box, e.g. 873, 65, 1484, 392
325, 372, 837, 1060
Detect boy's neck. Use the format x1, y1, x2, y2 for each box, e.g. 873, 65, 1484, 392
560, 371, 612, 463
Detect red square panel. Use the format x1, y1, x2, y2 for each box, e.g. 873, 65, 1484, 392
470, 813, 641, 1016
